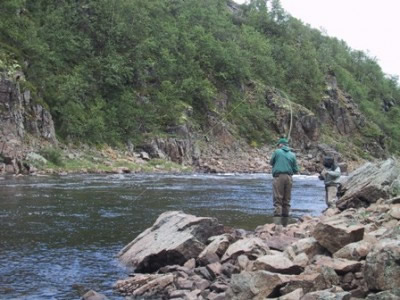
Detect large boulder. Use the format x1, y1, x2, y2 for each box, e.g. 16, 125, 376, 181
337, 159, 400, 210
364, 239, 400, 291
117, 211, 223, 273
313, 214, 364, 254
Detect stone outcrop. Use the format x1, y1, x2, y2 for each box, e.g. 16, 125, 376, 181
337, 159, 400, 209
117, 211, 224, 273
0, 74, 57, 174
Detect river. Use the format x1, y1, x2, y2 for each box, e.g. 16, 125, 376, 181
0, 173, 325, 299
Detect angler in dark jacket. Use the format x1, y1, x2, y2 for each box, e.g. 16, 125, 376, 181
319, 156, 341, 208
270, 138, 299, 217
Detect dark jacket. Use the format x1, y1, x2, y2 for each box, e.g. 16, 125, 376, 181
270, 146, 299, 177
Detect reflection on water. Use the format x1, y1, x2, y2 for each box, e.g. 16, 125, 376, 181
0, 173, 325, 299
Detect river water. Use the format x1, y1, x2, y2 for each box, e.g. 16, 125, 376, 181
0, 173, 325, 299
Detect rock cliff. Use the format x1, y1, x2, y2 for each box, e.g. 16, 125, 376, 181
0, 74, 57, 174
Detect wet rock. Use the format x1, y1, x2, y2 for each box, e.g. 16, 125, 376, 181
364, 239, 400, 291
81, 290, 109, 300
118, 211, 223, 273
313, 214, 364, 254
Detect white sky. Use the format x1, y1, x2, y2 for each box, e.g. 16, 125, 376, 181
234, 0, 400, 80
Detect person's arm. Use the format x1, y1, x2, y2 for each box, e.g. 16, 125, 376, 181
326, 166, 341, 178
292, 156, 299, 174
270, 151, 276, 166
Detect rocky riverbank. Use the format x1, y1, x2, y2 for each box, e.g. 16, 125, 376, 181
1, 71, 369, 176
95, 158, 400, 300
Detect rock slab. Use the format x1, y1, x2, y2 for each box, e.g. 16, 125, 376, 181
118, 211, 223, 273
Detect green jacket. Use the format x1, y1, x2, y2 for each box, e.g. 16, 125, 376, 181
270, 146, 299, 176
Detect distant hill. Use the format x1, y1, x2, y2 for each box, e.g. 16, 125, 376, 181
1, 0, 399, 161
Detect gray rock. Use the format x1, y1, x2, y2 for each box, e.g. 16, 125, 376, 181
284, 237, 326, 260
25, 152, 48, 165
253, 254, 304, 275
118, 211, 223, 273
337, 159, 400, 209
221, 237, 269, 262
115, 273, 173, 297
366, 289, 400, 300
364, 239, 400, 291
313, 255, 362, 274
301, 289, 351, 300
81, 290, 108, 300
226, 271, 290, 300
333, 240, 373, 261
313, 214, 364, 254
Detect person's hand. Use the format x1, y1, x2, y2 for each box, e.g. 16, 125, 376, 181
318, 174, 324, 180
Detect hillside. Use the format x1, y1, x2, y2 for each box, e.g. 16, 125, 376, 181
1, 0, 399, 173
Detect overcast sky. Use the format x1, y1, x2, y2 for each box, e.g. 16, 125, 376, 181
234, 0, 400, 80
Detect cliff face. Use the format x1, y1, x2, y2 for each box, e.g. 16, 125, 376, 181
0, 74, 57, 173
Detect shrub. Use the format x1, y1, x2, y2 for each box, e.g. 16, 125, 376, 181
40, 147, 64, 166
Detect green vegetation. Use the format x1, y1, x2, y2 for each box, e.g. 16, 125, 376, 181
1, 0, 399, 153
39, 147, 64, 167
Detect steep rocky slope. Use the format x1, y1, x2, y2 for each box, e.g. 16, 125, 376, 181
0, 72, 385, 174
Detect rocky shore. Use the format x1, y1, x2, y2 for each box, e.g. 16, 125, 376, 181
1, 71, 367, 176
85, 158, 400, 300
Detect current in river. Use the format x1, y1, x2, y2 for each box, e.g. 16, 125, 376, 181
0, 173, 325, 299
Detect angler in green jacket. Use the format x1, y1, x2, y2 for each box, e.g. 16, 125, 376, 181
270, 138, 299, 217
